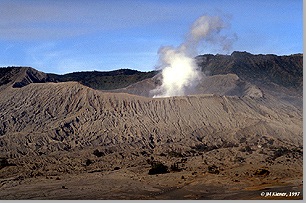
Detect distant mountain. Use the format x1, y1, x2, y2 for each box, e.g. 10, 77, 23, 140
0, 67, 48, 88
0, 51, 302, 94
47, 69, 158, 90
0, 67, 157, 90
196, 51, 303, 91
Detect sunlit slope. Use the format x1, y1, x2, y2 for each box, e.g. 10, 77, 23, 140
0, 82, 301, 157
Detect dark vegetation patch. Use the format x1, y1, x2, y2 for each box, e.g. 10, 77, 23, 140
167, 151, 184, 157
93, 149, 105, 157
239, 137, 247, 143
47, 69, 158, 90
272, 147, 290, 160
235, 156, 245, 163
0, 157, 9, 168
85, 159, 93, 166
148, 161, 169, 175
191, 141, 239, 153
239, 146, 254, 154
170, 163, 181, 172
0, 157, 15, 169
267, 146, 303, 161
207, 165, 220, 174
254, 168, 270, 176
88, 169, 103, 173
140, 150, 150, 157
170, 161, 186, 172
191, 144, 217, 152
159, 152, 167, 156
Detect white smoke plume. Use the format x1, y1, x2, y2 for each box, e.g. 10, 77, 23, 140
151, 15, 236, 98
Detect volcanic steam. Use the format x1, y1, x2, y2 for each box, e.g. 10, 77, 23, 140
151, 15, 237, 98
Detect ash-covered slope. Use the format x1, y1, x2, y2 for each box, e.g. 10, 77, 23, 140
0, 82, 302, 158
0, 80, 302, 186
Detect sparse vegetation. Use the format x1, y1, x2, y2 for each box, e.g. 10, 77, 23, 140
93, 149, 105, 157
148, 161, 169, 175
47, 69, 158, 90
272, 147, 290, 160
254, 168, 270, 176
0, 157, 9, 169
191, 144, 209, 152
208, 165, 220, 174
85, 159, 92, 166
239, 146, 254, 154
140, 151, 150, 157
235, 156, 245, 163
239, 137, 247, 143
168, 151, 184, 157
170, 162, 182, 172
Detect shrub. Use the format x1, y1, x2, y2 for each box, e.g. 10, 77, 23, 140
235, 156, 245, 163
93, 149, 105, 157
272, 147, 289, 160
85, 159, 92, 166
148, 161, 169, 175
0, 157, 9, 169
239, 146, 253, 154
170, 162, 182, 172
254, 168, 270, 176
0, 158, 10, 169
208, 165, 220, 174
168, 151, 184, 157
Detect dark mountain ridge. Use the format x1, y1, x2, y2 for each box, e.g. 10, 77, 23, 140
0, 51, 302, 93
196, 51, 303, 91
0, 67, 157, 90
47, 69, 158, 90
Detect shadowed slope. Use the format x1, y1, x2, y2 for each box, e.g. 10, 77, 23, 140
196, 51, 303, 90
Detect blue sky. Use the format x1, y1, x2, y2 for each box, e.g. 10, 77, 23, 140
0, 0, 302, 74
